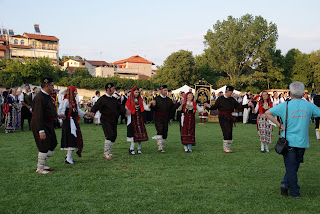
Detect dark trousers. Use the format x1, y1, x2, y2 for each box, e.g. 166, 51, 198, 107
281, 147, 305, 197
315, 117, 320, 129
219, 114, 233, 140
21, 106, 32, 129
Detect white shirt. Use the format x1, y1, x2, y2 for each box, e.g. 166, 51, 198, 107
58, 99, 86, 118
271, 97, 280, 106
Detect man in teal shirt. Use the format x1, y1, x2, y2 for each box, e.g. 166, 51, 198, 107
266, 81, 320, 199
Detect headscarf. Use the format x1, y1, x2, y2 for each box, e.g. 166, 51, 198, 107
183, 92, 197, 113
258, 91, 273, 114
64, 86, 79, 120
125, 86, 145, 115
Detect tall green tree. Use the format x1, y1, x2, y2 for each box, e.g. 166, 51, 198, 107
291, 50, 313, 91
153, 50, 198, 89
71, 67, 92, 78
204, 14, 278, 89
310, 50, 320, 90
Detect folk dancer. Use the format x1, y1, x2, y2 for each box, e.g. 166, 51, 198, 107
178, 92, 205, 152
250, 91, 273, 152
242, 90, 251, 124
120, 89, 128, 124
312, 88, 320, 139
204, 86, 249, 153
59, 86, 89, 164
126, 87, 153, 155
31, 77, 65, 174
91, 90, 101, 125
0, 89, 3, 127
113, 87, 121, 124
90, 83, 129, 159
20, 84, 33, 131
4, 89, 19, 133
150, 85, 179, 152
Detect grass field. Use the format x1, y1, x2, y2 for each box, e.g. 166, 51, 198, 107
1, 117, 320, 214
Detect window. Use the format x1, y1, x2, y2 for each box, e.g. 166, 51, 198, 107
20, 40, 25, 45
14, 39, 18, 45
32, 41, 36, 47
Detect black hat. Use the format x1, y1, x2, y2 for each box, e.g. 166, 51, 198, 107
247, 90, 251, 92
160, 85, 167, 90
24, 83, 30, 87
41, 77, 53, 84
105, 83, 114, 90
226, 86, 234, 91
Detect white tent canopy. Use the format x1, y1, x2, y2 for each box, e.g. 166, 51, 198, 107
172, 85, 195, 94
212, 85, 241, 95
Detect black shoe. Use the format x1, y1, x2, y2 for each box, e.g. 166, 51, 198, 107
281, 186, 288, 196
65, 159, 74, 164
129, 148, 135, 155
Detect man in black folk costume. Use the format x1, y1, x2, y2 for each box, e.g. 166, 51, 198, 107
90, 83, 129, 159
151, 85, 179, 152
204, 86, 249, 153
21, 84, 33, 131
31, 77, 65, 174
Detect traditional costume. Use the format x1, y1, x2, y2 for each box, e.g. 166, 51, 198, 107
126, 87, 151, 155
242, 90, 251, 124
91, 83, 126, 159
0, 93, 4, 127
254, 94, 273, 152
20, 85, 33, 131
120, 93, 128, 124
91, 94, 101, 125
178, 92, 205, 152
31, 77, 58, 174
207, 86, 248, 153
59, 86, 86, 164
151, 85, 179, 152
313, 94, 320, 140
4, 93, 19, 133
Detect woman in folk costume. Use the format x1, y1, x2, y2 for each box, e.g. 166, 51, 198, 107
251, 91, 273, 152
4, 89, 19, 133
178, 92, 206, 152
126, 86, 153, 155
58, 86, 88, 164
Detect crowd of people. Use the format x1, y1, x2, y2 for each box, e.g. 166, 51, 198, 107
1, 79, 320, 199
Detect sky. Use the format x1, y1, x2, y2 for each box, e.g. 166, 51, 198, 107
1, 0, 320, 67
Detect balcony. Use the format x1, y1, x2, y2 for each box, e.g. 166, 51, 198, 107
30, 44, 58, 51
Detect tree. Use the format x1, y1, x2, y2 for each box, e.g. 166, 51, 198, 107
195, 53, 222, 88
71, 67, 92, 78
310, 50, 320, 90
153, 50, 198, 89
291, 50, 313, 91
204, 14, 278, 89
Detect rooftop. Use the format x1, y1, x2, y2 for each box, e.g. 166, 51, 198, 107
113, 55, 155, 65
23, 33, 59, 42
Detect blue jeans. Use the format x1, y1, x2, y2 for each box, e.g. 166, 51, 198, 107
281, 147, 305, 197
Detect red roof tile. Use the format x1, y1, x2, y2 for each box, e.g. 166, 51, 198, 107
86, 60, 110, 66
0, 45, 7, 51
112, 55, 155, 65
0, 38, 7, 42
10, 44, 30, 49
23, 33, 59, 42
138, 74, 150, 79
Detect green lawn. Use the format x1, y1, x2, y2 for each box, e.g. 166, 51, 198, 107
1, 118, 320, 214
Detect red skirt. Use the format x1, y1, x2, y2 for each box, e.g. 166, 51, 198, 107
132, 111, 148, 142
181, 113, 195, 145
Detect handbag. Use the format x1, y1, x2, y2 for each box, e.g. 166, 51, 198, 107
275, 101, 289, 155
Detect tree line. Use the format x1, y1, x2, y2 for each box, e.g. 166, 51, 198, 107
1, 14, 320, 93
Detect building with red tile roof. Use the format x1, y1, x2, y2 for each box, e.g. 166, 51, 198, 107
2, 30, 60, 64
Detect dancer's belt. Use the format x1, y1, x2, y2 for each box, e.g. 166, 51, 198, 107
154, 112, 169, 118
219, 111, 233, 116
33, 115, 56, 125
219, 111, 236, 127
101, 113, 115, 120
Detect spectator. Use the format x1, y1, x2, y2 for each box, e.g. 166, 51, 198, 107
265, 81, 320, 199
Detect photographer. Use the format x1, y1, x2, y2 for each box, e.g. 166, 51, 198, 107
265, 81, 320, 199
